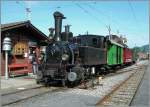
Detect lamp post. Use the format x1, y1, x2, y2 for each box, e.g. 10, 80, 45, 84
2, 36, 11, 80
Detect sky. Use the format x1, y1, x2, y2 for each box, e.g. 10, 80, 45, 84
1, 0, 149, 48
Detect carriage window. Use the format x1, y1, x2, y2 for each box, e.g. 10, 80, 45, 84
77, 38, 81, 44
92, 38, 98, 46
103, 38, 106, 48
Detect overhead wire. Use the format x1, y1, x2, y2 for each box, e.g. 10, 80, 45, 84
88, 1, 145, 40
86, 2, 139, 36
84, 3, 121, 34
85, 3, 111, 22
74, 3, 108, 29
127, 0, 141, 29
127, 0, 147, 41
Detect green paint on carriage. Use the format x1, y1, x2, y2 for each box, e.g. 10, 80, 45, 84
107, 41, 123, 65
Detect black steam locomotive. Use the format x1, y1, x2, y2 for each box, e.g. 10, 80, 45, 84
36, 11, 133, 86
36, 12, 78, 86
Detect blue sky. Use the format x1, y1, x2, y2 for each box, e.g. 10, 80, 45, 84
1, 0, 149, 48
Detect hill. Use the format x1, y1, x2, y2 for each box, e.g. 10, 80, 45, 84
140, 44, 149, 53
132, 44, 149, 53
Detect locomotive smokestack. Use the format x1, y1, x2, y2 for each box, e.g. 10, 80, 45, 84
53, 11, 66, 41
64, 25, 71, 41
48, 28, 54, 39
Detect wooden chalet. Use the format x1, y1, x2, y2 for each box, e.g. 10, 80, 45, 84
1, 20, 49, 76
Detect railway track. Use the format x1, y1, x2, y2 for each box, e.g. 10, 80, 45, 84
96, 65, 147, 106
2, 64, 143, 106
78, 64, 141, 89
1, 86, 67, 106
105, 65, 143, 77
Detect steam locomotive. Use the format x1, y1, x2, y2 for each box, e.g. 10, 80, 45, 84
36, 11, 134, 86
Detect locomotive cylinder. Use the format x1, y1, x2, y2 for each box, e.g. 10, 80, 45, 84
53, 11, 66, 41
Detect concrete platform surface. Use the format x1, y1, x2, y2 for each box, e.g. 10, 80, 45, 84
1, 75, 42, 95
130, 61, 149, 106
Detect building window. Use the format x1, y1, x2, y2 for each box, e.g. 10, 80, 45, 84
13, 42, 28, 55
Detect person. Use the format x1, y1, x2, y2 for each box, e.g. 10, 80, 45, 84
38, 51, 45, 64
32, 51, 38, 75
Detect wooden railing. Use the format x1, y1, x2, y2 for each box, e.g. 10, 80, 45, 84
8, 63, 32, 77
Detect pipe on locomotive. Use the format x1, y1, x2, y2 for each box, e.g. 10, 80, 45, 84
53, 11, 66, 41
48, 28, 54, 39
64, 25, 71, 41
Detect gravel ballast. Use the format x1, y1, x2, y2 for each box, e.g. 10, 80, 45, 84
4, 70, 136, 107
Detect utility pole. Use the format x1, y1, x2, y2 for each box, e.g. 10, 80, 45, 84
108, 25, 111, 36
25, 1, 32, 21
86, 31, 88, 35
26, 7, 31, 21
107, 25, 111, 40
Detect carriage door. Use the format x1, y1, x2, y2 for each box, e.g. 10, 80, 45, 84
116, 46, 119, 64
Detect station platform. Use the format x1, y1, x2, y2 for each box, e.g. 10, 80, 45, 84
1, 74, 41, 95
130, 61, 149, 106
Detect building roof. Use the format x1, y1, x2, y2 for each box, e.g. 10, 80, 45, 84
1, 20, 49, 41
109, 40, 124, 47
1, 21, 28, 29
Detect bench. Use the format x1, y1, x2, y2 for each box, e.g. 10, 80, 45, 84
8, 63, 32, 77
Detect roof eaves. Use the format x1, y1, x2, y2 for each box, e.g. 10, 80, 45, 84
1, 21, 30, 31
1, 20, 50, 41
109, 40, 124, 48
28, 23, 48, 39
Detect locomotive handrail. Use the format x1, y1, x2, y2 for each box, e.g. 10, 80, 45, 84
68, 44, 74, 64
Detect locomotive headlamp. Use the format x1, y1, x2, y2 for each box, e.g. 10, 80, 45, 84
91, 67, 95, 75
62, 54, 69, 61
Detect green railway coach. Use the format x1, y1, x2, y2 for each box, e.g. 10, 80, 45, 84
107, 40, 124, 65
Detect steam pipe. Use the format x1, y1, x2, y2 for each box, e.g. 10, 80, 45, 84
48, 28, 54, 39
64, 25, 71, 41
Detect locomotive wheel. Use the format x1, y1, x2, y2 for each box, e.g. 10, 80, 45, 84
68, 81, 78, 88
67, 81, 73, 87
43, 77, 50, 87
36, 70, 43, 80
67, 72, 77, 82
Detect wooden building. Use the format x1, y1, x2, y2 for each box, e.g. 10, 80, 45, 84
1, 20, 49, 76
137, 52, 148, 60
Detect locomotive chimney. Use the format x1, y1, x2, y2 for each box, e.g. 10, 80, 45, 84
53, 11, 66, 41
48, 28, 54, 39
64, 25, 71, 41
